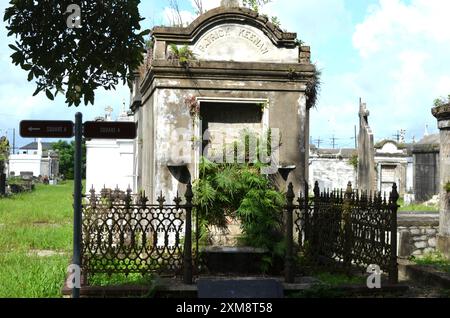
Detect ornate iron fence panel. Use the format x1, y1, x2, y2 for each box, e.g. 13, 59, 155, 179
349, 192, 394, 275
291, 182, 399, 283
81, 186, 193, 280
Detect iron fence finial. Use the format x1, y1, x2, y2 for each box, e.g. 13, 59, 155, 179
174, 191, 182, 207
314, 181, 320, 198
345, 182, 353, 200
185, 182, 194, 205
390, 183, 400, 205
157, 191, 166, 207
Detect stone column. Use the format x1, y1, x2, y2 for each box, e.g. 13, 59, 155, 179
432, 104, 450, 259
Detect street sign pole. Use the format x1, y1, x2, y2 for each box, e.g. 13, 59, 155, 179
19, 115, 136, 298
72, 113, 83, 299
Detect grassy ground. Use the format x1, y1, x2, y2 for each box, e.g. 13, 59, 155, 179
0, 181, 74, 298
412, 252, 450, 273
398, 199, 439, 212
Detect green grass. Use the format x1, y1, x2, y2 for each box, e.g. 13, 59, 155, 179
0, 182, 74, 298
88, 273, 155, 287
398, 199, 438, 212
0, 252, 70, 298
315, 272, 365, 287
289, 272, 365, 299
412, 252, 450, 273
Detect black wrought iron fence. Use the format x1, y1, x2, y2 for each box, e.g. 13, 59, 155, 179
285, 181, 399, 284
81, 184, 195, 284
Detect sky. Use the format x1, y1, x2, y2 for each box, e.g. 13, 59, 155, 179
0, 0, 448, 151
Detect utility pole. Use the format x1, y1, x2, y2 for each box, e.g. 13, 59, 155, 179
12, 128, 15, 155
354, 125, 357, 149
315, 138, 322, 149
331, 136, 337, 149
393, 131, 401, 143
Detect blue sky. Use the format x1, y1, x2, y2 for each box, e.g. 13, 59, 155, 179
1, 0, 448, 150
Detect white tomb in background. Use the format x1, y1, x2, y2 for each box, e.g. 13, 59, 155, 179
85, 106, 136, 193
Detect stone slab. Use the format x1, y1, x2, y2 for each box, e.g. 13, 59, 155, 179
197, 279, 284, 299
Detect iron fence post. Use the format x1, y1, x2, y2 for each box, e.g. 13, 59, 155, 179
343, 182, 353, 275
310, 181, 320, 262
302, 180, 309, 247
285, 183, 295, 283
389, 183, 399, 284
72, 112, 83, 298
183, 183, 193, 284
0, 172, 5, 196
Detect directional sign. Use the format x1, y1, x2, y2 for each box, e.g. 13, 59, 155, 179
83, 121, 137, 140
20, 120, 74, 138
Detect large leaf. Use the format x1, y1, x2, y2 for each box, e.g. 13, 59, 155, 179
4, 0, 149, 106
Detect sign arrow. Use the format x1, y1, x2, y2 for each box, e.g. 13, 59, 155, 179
20, 120, 74, 138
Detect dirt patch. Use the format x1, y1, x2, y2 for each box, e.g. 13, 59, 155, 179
32, 221, 60, 228
28, 250, 66, 258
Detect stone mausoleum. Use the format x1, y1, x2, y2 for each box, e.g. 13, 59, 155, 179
130, 2, 316, 201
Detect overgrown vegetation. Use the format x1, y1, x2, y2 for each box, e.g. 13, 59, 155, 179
6, 177, 35, 194
411, 252, 450, 273
348, 153, 358, 170
306, 68, 322, 109
445, 182, 450, 193
168, 44, 196, 66
193, 155, 286, 269
434, 95, 450, 107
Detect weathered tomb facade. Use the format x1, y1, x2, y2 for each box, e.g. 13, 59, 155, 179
412, 134, 440, 202
374, 140, 413, 197
130, 5, 316, 201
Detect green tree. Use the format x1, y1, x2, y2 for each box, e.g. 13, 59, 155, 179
52, 140, 86, 180
0, 136, 10, 173
4, 1, 150, 106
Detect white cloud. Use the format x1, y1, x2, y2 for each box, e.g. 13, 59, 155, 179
354, 0, 450, 58
263, 0, 352, 46
341, 0, 450, 141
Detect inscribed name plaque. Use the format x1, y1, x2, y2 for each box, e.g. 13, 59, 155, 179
192, 24, 298, 63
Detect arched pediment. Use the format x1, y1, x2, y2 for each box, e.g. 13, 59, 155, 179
152, 7, 300, 63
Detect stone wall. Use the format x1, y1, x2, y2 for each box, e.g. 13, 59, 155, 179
398, 214, 439, 258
